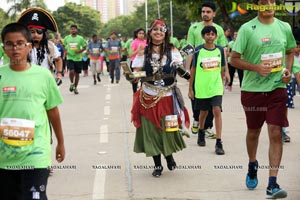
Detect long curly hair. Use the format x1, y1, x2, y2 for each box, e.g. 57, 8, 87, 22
145, 19, 173, 64
34, 31, 50, 65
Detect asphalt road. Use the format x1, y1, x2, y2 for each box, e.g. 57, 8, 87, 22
47, 70, 300, 200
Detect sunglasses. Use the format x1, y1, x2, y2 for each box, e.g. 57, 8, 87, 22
30, 29, 44, 35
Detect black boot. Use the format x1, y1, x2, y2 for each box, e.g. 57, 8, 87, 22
165, 154, 177, 171
152, 154, 163, 177
198, 129, 206, 146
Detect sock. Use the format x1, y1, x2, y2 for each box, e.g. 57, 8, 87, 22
216, 138, 221, 144
248, 160, 258, 177
268, 176, 277, 187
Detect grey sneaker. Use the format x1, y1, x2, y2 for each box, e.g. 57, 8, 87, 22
215, 142, 225, 155
69, 83, 75, 92
74, 88, 79, 95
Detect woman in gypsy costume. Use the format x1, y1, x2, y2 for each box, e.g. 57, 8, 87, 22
131, 19, 190, 177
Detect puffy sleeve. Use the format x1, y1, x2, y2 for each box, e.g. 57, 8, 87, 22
171, 49, 183, 65
132, 55, 144, 68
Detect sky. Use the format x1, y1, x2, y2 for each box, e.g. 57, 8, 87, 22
0, 0, 80, 12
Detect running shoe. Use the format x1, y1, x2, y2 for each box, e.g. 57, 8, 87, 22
246, 172, 258, 190
197, 130, 206, 146
152, 166, 163, 177
215, 142, 225, 155
179, 128, 190, 138
282, 132, 290, 143
205, 129, 217, 139
69, 83, 75, 92
191, 121, 199, 134
266, 183, 287, 199
97, 73, 101, 82
74, 88, 79, 95
94, 80, 97, 85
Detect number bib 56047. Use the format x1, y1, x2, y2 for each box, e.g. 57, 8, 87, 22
0, 118, 35, 146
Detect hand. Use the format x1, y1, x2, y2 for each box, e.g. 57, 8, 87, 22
281, 68, 291, 84
55, 77, 62, 86
224, 71, 231, 84
56, 143, 65, 163
188, 89, 194, 100
257, 63, 272, 76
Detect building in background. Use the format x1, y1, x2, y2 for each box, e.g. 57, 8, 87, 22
85, 0, 145, 23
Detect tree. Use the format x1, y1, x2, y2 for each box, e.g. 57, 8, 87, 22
52, 3, 103, 38
7, 0, 47, 18
0, 8, 13, 33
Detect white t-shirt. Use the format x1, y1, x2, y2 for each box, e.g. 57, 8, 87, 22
30, 41, 61, 70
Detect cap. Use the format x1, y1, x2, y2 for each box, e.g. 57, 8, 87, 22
17, 7, 59, 32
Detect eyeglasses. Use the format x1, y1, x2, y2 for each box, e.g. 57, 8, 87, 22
151, 26, 167, 33
4, 42, 31, 50
30, 29, 44, 35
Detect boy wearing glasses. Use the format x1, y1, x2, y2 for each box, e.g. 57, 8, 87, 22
0, 23, 65, 200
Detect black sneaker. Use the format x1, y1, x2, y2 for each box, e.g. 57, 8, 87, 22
166, 155, 177, 171
215, 142, 225, 155
266, 183, 287, 199
282, 132, 290, 143
97, 73, 101, 82
152, 166, 163, 177
94, 80, 97, 85
197, 130, 206, 146
69, 83, 75, 92
74, 88, 79, 95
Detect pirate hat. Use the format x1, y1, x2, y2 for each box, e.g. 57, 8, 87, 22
17, 7, 59, 32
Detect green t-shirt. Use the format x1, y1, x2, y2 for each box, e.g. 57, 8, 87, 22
227, 40, 235, 63
0, 45, 9, 66
63, 34, 87, 62
187, 22, 227, 47
292, 57, 300, 75
192, 45, 226, 98
0, 64, 63, 169
170, 36, 180, 49
179, 38, 188, 49
125, 38, 133, 61
233, 17, 296, 92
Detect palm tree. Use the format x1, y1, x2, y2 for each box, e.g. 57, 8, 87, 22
7, 0, 47, 18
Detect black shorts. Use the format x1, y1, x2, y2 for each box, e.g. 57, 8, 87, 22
0, 168, 50, 200
67, 60, 82, 74
195, 95, 222, 111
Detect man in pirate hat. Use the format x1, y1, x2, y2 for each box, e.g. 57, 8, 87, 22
18, 7, 63, 86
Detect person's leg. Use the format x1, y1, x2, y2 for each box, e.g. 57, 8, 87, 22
0, 169, 20, 200
96, 60, 101, 82
109, 60, 115, 83
90, 60, 97, 84
198, 109, 208, 146
191, 99, 200, 134
67, 60, 75, 92
132, 82, 138, 93
165, 154, 176, 171
115, 59, 121, 83
227, 64, 236, 90
152, 154, 163, 177
237, 69, 244, 88
22, 169, 50, 200
100, 56, 104, 74
73, 61, 82, 94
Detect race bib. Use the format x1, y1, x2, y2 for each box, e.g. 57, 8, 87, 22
0, 118, 35, 146
111, 47, 118, 53
69, 42, 78, 51
92, 48, 100, 54
261, 52, 283, 72
165, 115, 179, 132
201, 57, 220, 72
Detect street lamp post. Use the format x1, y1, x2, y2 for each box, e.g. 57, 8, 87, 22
145, 0, 148, 31
170, 0, 173, 37
284, 0, 300, 29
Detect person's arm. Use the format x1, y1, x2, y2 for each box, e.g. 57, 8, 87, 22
188, 64, 196, 100
47, 107, 65, 163
282, 49, 294, 84
230, 51, 272, 76
54, 56, 63, 85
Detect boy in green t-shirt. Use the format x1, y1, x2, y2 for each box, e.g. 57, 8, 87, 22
0, 23, 65, 200
188, 25, 226, 155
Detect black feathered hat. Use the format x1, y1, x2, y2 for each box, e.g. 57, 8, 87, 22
17, 7, 58, 32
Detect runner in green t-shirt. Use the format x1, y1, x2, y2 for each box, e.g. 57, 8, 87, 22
63, 24, 87, 94
0, 22, 65, 200
230, 0, 296, 198
186, 1, 229, 139
0, 44, 9, 66
188, 26, 225, 155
